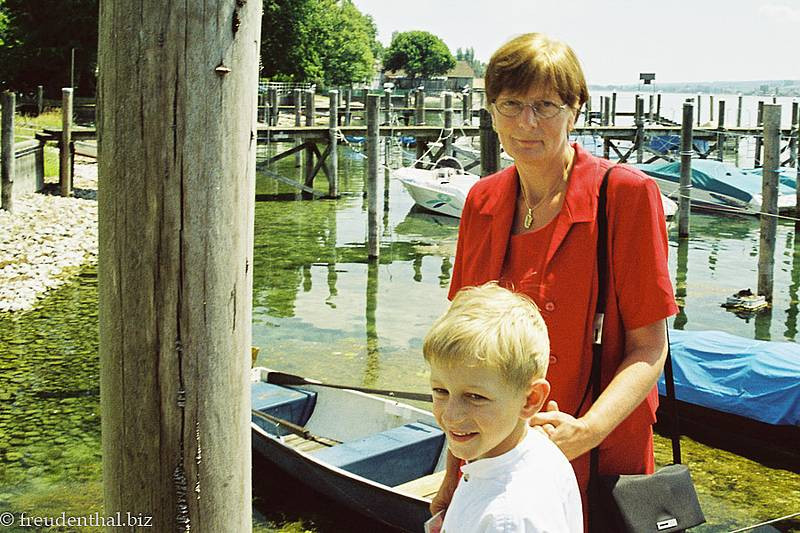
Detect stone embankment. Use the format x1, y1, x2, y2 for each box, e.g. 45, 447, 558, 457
0, 161, 98, 313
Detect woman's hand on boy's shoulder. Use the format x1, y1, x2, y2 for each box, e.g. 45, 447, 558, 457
529, 400, 600, 460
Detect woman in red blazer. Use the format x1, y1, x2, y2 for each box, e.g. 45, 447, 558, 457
430, 33, 677, 530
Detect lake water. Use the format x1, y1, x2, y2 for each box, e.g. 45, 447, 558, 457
0, 137, 798, 532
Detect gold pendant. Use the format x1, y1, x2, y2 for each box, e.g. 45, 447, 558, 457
523, 208, 533, 229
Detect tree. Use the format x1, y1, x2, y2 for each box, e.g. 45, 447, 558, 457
260, 0, 378, 86
0, 0, 98, 96
383, 31, 455, 79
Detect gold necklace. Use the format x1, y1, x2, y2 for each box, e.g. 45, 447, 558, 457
519, 151, 574, 229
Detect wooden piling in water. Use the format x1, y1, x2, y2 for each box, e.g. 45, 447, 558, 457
656, 93, 662, 122
611, 92, 617, 126
602, 96, 610, 126
717, 100, 726, 162
461, 93, 469, 125
294, 89, 302, 167
696, 94, 702, 126
443, 92, 453, 158
414, 89, 426, 167
648, 94, 654, 123
758, 104, 781, 301
737, 93, 743, 127
709, 95, 714, 123
789, 101, 798, 167
304, 89, 314, 183
1, 91, 14, 212
328, 90, 338, 197
345, 88, 352, 126
60, 88, 73, 197
635, 96, 644, 163
366, 94, 380, 259
754, 101, 764, 167
678, 101, 694, 238
97, 0, 258, 528
480, 108, 499, 176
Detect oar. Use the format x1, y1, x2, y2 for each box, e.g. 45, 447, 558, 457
251, 409, 338, 447
265, 371, 433, 402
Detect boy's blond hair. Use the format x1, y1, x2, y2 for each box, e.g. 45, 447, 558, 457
423, 282, 549, 392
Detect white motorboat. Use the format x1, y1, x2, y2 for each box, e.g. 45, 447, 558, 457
394, 166, 480, 218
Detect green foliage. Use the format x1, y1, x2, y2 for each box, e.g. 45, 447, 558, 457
261, 0, 378, 86
0, 0, 98, 96
455, 46, 485, 77
383, 31, 455, 79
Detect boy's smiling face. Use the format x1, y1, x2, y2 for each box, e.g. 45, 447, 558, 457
430, 359, 542, 461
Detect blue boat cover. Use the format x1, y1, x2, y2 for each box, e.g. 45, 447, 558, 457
637, 160, 796, 203
659, 329, 800, 426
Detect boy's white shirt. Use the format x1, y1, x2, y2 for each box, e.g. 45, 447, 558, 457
441, 428, 583, 533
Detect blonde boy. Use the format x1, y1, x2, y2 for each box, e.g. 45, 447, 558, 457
424, 282, 582, 533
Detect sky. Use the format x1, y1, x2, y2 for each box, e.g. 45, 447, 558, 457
350, 0, 800, 85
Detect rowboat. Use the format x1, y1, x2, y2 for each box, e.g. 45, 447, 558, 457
637, 159, 797, 214
657, 329, 800, 472
250, 368, 445, 533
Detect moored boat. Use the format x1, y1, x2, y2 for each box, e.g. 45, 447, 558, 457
394, 166, 480, 218
250, 368, 446, 533
637, 159, 797, 214
657, 329, 800, 472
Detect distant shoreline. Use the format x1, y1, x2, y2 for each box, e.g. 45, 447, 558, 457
590, 79, 800, 97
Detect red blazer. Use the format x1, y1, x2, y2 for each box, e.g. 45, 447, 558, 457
449, 144, 678, 490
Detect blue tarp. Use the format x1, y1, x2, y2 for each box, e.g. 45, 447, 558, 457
659, 329, 800, 426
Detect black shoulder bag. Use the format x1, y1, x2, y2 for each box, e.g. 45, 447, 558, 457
588, 166, 705, 533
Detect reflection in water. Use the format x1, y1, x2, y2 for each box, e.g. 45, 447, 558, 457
364, 259, 380, 388
785, 233, 800, 339
754, 307, 773, 341
439, 256, 452, 288
413, 254, 423, 282
674, 238, 689, 330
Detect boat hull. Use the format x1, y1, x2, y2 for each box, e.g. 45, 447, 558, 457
252, 425, 430, 532
394, 167, 479, 218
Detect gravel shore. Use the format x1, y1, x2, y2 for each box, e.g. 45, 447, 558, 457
0, 160, 98, 313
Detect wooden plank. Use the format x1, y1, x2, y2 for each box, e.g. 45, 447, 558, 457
395, 470, 445, 498
260, 168, 323, 198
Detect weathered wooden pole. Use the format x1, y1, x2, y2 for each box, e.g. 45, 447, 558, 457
304, 89, 315, 184
696, 94, 702, 126
656, 92, 662, 122
1, 91, 15, 212
635, 96, 644, 163
461, 93, 469, 125
272, 87, 281, 126
70, 47, 76, 89
443, 92, 453, 159
678, 101, 694, 238
294, 89, 302, 167
709, 94, 714, 122
736, 93, 743, 127
480, 108, 500, 176
755, 101, 764, 167
717, 100, 726, 162
36, 85, 44, 117
97, 1, 259, 531
758, 104, 781, 301
60, 88, 73, 197
328, 90, 339, 197
366, 94, 380, 259
789, 101, 798, 167
345, 87, 352, 126
414, 89, 426, 167
611, 92, 617, 126
648, 94, 654, 123
602, 96, 610, 126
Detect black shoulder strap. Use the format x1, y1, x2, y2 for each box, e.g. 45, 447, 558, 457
589, 165, 682, 479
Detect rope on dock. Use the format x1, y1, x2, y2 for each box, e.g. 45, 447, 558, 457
727, 511, 800, 533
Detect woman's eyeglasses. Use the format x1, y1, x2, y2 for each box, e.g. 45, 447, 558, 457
493, 99, 568, 119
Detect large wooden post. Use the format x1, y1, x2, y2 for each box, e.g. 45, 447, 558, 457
1, 91, 14, 212
60, 88, 73, 197
328, 90, 338, 197
294, 88, 302, 167
305, 89, 315, 184
736, 93, 743, 127
678, 101, 694, 238
758, 104, 781, 301
366, 94, 380, 259
611, 92, 617, 126
97, 1, 259, 531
